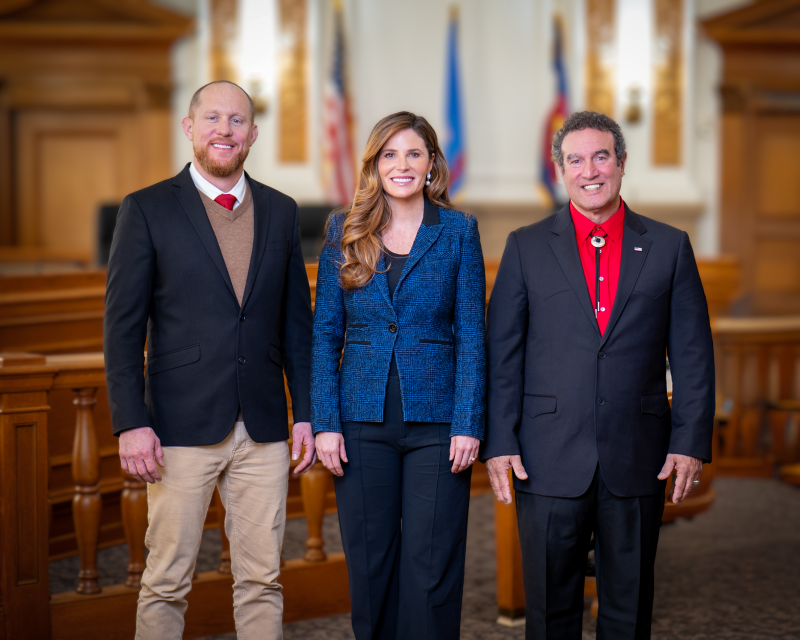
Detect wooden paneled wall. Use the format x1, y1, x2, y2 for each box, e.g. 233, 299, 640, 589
0, 1, 192, 261
704, 2, 800, 315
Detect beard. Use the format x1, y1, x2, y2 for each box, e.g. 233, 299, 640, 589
194, 138, 251, 178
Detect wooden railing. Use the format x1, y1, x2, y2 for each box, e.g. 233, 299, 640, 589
713, 316, 800, 477
0, 352, 350, 640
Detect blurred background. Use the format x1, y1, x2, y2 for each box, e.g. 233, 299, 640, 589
1, 3, 800, 639
2, 0, 797, 315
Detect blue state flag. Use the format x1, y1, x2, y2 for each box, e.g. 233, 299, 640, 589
444, 9, 465, 197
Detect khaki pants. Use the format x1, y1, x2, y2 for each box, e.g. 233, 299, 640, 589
135, 421, 289, 640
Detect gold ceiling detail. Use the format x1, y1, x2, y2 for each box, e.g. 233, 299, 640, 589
278, 0, 308, 163
585, 0, 616, 117
210, 0, 238, 83
653, 0, 683, 165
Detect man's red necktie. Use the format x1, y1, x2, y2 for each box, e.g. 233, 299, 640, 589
214, 194, 237, 210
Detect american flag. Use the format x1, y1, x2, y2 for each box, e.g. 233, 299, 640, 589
322, 1, 356, 206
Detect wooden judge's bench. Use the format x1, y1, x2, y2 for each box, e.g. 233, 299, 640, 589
4, 254, 796, 638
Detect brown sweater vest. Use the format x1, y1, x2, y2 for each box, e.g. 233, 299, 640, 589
198, 185, 254, 423
197, 184, 254, 307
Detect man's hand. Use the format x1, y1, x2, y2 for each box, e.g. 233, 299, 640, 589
658, 453, 703, 503
119, 426, 164, 484
315, 431, 348, 477
486, 455, 528, 504
450, 435, 480, 473
291, 422, 317, 474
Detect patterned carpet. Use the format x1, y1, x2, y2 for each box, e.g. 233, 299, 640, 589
50, 478, 800, 639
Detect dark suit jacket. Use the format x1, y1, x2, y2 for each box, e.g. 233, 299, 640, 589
104, 164, 313, 446
482, 203, 714, 498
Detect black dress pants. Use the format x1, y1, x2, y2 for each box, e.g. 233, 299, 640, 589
515, 465, 665, 640
334, 375, 472, 640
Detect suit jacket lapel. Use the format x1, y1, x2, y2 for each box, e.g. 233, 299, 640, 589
395, 199, 444, 293
173, 164, 237, 302
549, 205, 600, 335
240, 173, 270, 310
599, 205, 651, 348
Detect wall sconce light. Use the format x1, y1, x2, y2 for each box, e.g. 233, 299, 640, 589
249, 79, 269, 116
624, 85, 643, 124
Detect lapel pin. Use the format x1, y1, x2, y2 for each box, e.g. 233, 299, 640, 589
634, 247, 643, 252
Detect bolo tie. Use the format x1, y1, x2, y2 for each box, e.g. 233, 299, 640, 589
590, 230, 607, 319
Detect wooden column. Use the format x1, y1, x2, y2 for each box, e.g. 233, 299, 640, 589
71, 387, 102, 594
494, 477, 525, 625
121, 469, 148, 588
0, 352, 56, 640
301, 464, 329, 562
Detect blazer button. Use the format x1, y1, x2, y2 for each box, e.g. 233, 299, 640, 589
598, 351, 606, 359
238, 356, 246, 365
597, 397, 606, 405
240, 315, 246, 322
388, 323, 397, 333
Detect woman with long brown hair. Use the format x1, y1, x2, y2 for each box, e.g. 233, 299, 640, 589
311, 111, 485, 639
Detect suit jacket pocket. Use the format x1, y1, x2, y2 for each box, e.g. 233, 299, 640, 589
641, 393, 670, 417
148, 344, 200, 375
269, 344, 283, 366
522, 394, 557, 419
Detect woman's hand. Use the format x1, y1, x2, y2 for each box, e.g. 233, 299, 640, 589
450, 435, 480, 473
315, 431, 348, 476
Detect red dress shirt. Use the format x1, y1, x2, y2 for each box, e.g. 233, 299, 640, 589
570, 199, 625, 335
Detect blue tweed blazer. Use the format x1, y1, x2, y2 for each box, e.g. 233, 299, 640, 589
311, 198, 486, 438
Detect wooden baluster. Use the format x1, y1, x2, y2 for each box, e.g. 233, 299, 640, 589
495, 471, 525, 625
71, 387, 102, 595
300, 463, 329, 561
743, 344, 771, 457
778, 342, 795, 401
121, 468, 148, 588
728, 343, 744, 457
214, 488, 232, 574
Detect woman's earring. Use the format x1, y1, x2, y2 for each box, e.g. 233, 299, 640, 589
425, 172, 431, 186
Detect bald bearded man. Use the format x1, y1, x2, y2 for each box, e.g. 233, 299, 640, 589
104, 81, 315, 639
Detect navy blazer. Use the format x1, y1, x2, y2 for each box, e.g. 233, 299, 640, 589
482, 203, 715, 498
311, 199, 486, 438
104, 164, 313, 446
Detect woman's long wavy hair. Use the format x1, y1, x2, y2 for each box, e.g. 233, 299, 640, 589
334, 111, 451, 290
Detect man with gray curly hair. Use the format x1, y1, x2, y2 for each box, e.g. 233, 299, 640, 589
483, 111, 715, 639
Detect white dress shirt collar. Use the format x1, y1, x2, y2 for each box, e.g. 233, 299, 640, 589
189, 162, 247, 209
